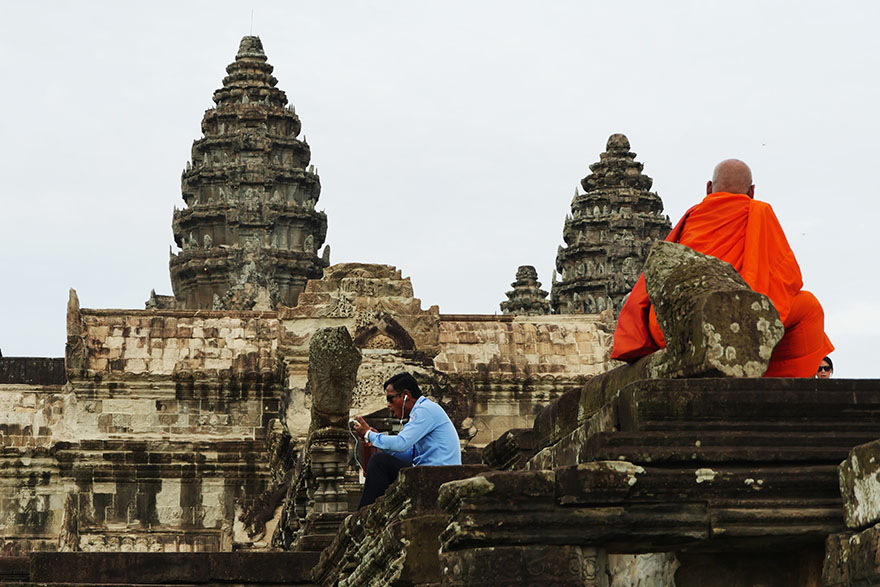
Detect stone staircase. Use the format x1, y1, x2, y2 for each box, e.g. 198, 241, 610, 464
440, 377, 880, 586
5, 377, 880, 586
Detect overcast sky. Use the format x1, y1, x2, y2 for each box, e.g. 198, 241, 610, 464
1, 1, 876, 377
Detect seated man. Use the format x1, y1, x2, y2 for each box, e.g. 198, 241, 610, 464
612, 159, 833, 377
352, 372, 461, 509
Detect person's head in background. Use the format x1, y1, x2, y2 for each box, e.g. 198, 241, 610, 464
816, 356, 833, 379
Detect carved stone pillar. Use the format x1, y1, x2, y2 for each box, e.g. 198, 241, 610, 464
308, 439, 348, 514
274, 326, 361, 550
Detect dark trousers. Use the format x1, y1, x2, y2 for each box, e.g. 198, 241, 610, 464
358, 451, 411, 509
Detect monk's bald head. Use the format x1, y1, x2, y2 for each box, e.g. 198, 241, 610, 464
708, 159, 754, 197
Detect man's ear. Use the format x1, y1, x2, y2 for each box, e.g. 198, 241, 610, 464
706, 180, 713, 195
747, 184, 755, 198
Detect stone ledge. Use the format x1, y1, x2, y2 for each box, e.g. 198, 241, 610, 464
81, 309, 280, 318
439, 463, 844, 555
26, 551, 319, 584
440, 314, 515, 322
0, 358, 65, 385
484, 378, 880, 473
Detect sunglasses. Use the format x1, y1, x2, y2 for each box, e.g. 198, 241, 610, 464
817, 365, 832, 372
386, 393, 400, 403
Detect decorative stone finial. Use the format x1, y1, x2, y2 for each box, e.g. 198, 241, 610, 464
606, 133, 630, 152
582, 133, 652, 192
236, 36, 267, 60
500, 265, 550, 316
515, 265, 538, 282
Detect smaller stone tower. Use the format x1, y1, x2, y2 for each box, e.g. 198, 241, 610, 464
500, 266, 550, 316
169, 36, 328, 310
551, 134, 671, 315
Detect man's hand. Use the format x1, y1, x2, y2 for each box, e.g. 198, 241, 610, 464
352, 416, 376, 440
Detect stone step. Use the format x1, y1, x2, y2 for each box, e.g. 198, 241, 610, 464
4, 552, 319, 585
618, 378, 880, 432
583, 430, 880, 464
440, 464, 846, 555
0, 556, 28, 582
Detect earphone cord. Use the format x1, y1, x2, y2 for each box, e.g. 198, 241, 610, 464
349, 396, 408, 473
348, 425, 364, 472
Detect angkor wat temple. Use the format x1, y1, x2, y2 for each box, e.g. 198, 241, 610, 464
1, 37, 877, 587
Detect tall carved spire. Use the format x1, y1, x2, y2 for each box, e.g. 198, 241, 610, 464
500, 266, 551, 316
551, 134, 671, 315
170, 36, 328, 310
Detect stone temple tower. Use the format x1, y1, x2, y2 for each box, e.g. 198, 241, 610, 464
169, 36, 328, 310
499, 266, 551, 316
551, 134, 671, 315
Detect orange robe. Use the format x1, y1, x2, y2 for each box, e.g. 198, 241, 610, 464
611, 192, 833, 377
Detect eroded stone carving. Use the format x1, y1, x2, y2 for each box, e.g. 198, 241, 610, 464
275, 327, 361, 550
283, 263, 441, 358
65, 289, 87, 378
643, 241, 784, 380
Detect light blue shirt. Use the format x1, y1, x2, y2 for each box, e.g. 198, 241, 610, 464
365, 396, 461, 466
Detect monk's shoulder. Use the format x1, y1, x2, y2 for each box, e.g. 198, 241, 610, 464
749, 198, 782, 222
750, 198, 774, 211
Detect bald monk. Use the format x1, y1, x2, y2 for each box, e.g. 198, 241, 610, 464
612, 159, 833, 377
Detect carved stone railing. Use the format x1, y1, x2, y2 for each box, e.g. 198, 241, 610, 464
311, 464, 488, 586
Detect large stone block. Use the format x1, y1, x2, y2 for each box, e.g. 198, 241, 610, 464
825, 526, 880, 586
839, 439, 880, 530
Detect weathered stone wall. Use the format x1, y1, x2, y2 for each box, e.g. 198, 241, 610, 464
436, 313, 615, 378
0, 302, 286, 554
70, 309, 282, 440
0, 384, 74, 554
0, 448, 66, 555
0, 385, 72, 449
1, 268, 619, 555
76, 309, 280, 378
435, 313, 616, 446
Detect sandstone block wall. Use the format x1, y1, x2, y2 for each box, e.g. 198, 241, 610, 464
435, 314, 615, 378
0, 385, 72, 449
435, 314, 616, 446
70, 310, 284, 443
78, 310, 280, 379
1, 274, 621, 553
0, 307, 286, 554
